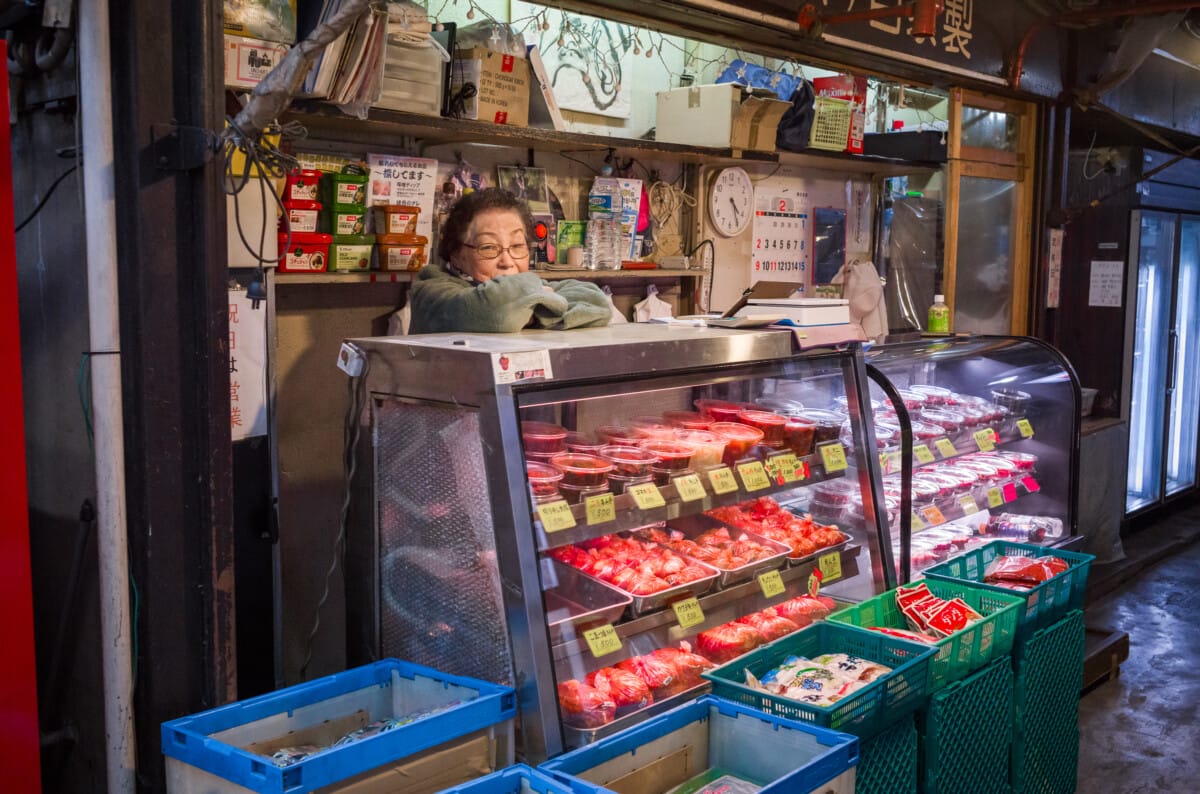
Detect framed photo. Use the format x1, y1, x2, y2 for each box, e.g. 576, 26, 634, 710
496, 165, 551, 215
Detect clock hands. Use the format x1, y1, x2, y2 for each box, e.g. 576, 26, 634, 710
729, 196, 742, 222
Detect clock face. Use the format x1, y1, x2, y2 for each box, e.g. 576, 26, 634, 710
709, 167, 754, 237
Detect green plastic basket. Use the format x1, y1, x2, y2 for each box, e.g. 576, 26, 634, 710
922, 541, 1093, 644
855, 715, 918, 794
828, 580, 1023, 693
701, 621, 936, 738
920, 655, 1014, 794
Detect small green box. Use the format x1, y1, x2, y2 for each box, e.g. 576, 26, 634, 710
328, 235, 374, 271
555, 220, 585, 261
321, 171, 368, 208
322, 204, 368, 236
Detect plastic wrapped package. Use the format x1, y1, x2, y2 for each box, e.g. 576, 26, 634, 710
986, 513, 1063, 544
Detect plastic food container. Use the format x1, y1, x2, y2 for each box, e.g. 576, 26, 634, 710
969, 455, 1017, 479
599, 445, 657, 479
908, 478, 942, 505
558, 483, 610, 505
328, 235, 374, 271
956, 394, 1006, 424
595, 426, 646, 446
895, 389, 928, 410
990, 387, 1032, 414
277, 232, 332, 272
795, 409, 843, 444
526, 461, 563, 502
323, 171, 368, 206
662, 410, 711, 430
842, 421, 895, 450
639, 440, 696, 471
709, 422, 764, 465
549, 453, 613, 488
913, 472, 961, 501
376, 233, 428, 271
375, 204, 422, 235
694, 399, 746, 423
326, 204, 368, 236
284, 168, 322, 201
564, 431, 606, 454
735, 409, 787, 448
753, 397, 806, 416
956, 459, 1004, 484
282, 199, 321, 233
909, 420, 945, 441
921, 408, 966, 434
628, 416, 679, 441
937, 465, 980, 491
954, 404, 988, 429
521, 421, 567, 454
810, 478, 859, 506
782, 417, 816, 456
911, 385, 954, 405
995, 451, 1038, 471
833, 396, 883, 414
673, 429, 726, 468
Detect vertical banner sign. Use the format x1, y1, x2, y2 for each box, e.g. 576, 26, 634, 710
228, 289, 268, 440
751, 190, 809, 289
1046, 228, 1063, 309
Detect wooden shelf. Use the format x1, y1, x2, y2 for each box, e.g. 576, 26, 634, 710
274, 271, 414, 285
535, 268, 703, 280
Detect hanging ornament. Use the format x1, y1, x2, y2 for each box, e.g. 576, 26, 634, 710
541, 13, 550, 31
466, 6, 475, 19
435, 22, 444, 31
558, 36, 565, 47
633, 44, 640, 55
583, 73, 591, 84
646, 46, 653, 58
615, 82, 622, 93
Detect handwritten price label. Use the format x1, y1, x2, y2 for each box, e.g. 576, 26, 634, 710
672, 597, 705, 630
758, 569, 786, 598
921, 505, 947, 526
913, 444, 935, 464
959, 494, 980, 515
911, 511, 927, 530
987, 487, 1004, 508
708, 467, 739, 495
818, 552, 842, 583
737, 461, 771, 492
819, 443, 848, 473
974, 428, 998, 452
935, 438, 958, 458
774, 453, 802, 483
629, 482, 666, 510
673, 473, 707, 502
585, 493, 615, 525
583, 625, 622, 658
537, 500, 576, 533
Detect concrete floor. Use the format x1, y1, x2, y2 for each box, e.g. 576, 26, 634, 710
1077, 518, 1200, 792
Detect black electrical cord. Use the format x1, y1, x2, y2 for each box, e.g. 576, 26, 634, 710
687, 238, 717, 311
14, 164, 79, 233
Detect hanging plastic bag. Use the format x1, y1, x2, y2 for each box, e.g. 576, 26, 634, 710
775, 79, 817, 152
831, 259, 889, 343
715, 59, 801, 102
602, 285, 628, 324
633, 284, 673, 322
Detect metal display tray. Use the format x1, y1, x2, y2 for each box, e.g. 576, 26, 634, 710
542, 558, 634, 646
648, 514, 793, 588
562, 683, 711, 747
785, 537, 852, 567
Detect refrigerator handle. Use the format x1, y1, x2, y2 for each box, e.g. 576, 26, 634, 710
1166, 328, 1178, 393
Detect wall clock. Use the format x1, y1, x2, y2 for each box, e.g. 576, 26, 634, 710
709, 167, 754, 237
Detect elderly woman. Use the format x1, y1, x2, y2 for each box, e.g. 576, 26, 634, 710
409, 188, 612, 334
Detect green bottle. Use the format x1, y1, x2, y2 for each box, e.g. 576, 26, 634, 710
928, 294, 950, 333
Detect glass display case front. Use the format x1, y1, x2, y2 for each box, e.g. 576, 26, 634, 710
864, 336, 1080, 580
343, 326, 894, 761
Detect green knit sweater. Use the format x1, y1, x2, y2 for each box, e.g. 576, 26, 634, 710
408, 265, 612, 334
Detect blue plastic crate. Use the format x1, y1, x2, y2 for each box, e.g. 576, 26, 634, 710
436, 764, 590, 794
540, 695, 859, 794
702, 621, 936, 738
161, 659, 516, 794
922, 541, 1093, 644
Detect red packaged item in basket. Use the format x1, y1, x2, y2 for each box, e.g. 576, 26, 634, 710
737, 610, 802, 642
869, 626, 939, 644
984, 555, 1068, 586
697, 622, 766, 664
616, 654, 682, 696
771, 595, 834, 623
925, 598, 983, 637
586, 667, 653, 709
557, 680, 616, 728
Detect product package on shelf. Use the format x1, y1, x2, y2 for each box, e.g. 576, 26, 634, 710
223, 0, 296, 45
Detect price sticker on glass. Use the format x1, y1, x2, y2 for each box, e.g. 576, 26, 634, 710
583, 625, 622, 658
921, 505, 947, 526
913, 444, 936, 464
819, 443, 848, 473
772, 453, 802, 483
758, 569, 786, 599
673, 473, 707, 502
672, 597, 705, 630
959, 494, 980, 515
973, 428, 997, 452
818, 552, 842, 583
629, 482, 666, 510
708, 467, 739, 495
737, 461, 771, 492
1016, 419, 1034, 438
935, 438, 958, 458
537, 500, 576, 533
987, 487, 1004, 508
585, 493, 615, 525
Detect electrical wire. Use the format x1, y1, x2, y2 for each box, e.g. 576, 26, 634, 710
555, 150, 601, 174
299, 348, 370, 680
687, 238, 716, 311
1080, 130, 1106, 180
14, 164, 79, 233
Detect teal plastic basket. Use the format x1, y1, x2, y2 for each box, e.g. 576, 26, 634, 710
701, 621, 936, 738
829, 579, 1023, 693
922, 541, 1093, 643
920, 655, 1014, 794
855, 715, 918, 794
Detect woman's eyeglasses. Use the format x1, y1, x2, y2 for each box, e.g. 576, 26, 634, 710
462, 242, 530, 260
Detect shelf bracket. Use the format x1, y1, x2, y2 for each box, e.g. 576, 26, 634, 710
151, 122, 216, 172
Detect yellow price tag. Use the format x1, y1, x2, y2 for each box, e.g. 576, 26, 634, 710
887, 451, 903, 471
910, 511, 926, 530
819, 443, 848, 473
765, 454, 800, 484
913, 444, 935, 464
758, 569, 786, 599
537, 500, 576, 533
973, 428, 997, 452
672, 597, 705, 630
818, 552, 842, 583
628, 482, 666, 510
585, 493, 615, 525
987, 487, 1004, 508
878, 451, 889, 471
959, 493, 980, 515
708, 467, 739, 495
737, 461, 771, 492
583, 625, 622, 658
673, 473, 707, 502
935, 438, 958, 458
1016, 418, 1034, 438
921, 505, 947, 526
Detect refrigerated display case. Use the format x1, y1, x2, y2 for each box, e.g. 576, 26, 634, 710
864, 336, 1080, 581
342, 325, 894, 761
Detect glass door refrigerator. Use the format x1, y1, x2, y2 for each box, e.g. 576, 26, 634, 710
1125, 210, 1200, 516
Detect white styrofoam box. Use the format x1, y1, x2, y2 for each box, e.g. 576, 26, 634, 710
227, 186, 279, 268
741, 297, 852, 326
657, 84, 743, 148
374, 36, 447, 116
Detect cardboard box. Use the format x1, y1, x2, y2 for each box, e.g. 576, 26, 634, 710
223, 0, 296, 45
812, 75, 868, 154
655, 84, 790, 152
449, 48, 530, 126
224, 34, 288, 91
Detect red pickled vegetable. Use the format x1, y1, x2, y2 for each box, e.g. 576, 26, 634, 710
557, 680, 615, 728
696, 622, 765, 664
586, 667, 653, 709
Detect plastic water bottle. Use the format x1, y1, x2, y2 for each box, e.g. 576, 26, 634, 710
928, 294, 950, 333
586, 177, 622, 270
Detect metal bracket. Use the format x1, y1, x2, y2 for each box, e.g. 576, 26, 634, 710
151, 123, 215, 172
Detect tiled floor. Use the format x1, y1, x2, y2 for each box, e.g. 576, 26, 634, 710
1076, 531, 1200, 792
